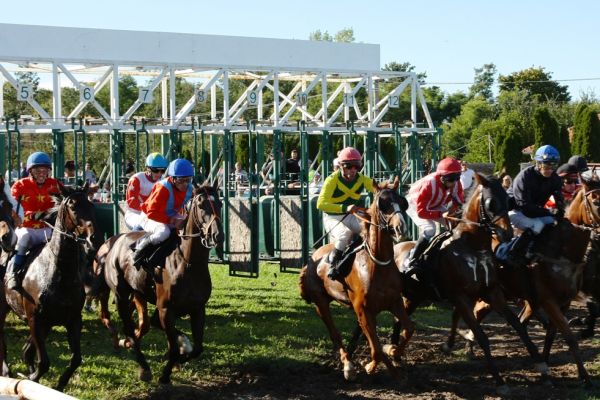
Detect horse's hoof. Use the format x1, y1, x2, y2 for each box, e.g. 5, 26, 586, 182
119, 337, 134, 349
364, 361, 377, 375
496, 384, 511, 396
177, 334, 192, 355
382, 344, 400, 360
139, 369, 152, 382
343, 362, 357, 381
534, 362, 549, 375
440, 343, 453, 355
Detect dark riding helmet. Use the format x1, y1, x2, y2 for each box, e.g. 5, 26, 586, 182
568, 155, 588, 172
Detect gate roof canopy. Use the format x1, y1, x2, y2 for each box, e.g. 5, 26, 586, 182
0, 23, 380, 73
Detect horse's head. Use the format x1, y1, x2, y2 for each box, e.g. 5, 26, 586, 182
57, 182, 102, 255
579, 177, 600, 226
0, 204, 16, 253
372, 177, 408, 242
187, 180, 224, 248
468, 174, 513, 243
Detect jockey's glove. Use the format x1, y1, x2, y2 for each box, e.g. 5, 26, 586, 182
550, 207, 565, 219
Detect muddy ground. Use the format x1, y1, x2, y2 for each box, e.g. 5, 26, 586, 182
134, 302, 600, 400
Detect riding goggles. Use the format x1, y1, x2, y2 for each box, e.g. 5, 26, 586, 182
174, 177, 192, 184
537, 161, 558, 170
149, 167, 166, 173
341, 162, 361, 170
441, 173, 461, 182
564, 178, 579, 185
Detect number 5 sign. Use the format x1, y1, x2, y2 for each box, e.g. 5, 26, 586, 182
17, 84, 32, 102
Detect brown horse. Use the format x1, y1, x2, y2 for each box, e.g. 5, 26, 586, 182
299, 178, 414, 380
565, 178, 600, 338
445, 194, 594, 386
393, 174, 549, 393
0, 185, 101, 391
103, 181, 223, 384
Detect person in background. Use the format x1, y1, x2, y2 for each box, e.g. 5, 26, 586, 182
83, 162, 97, 184
545, 163, 580, 208
501, 174, 512, 191
308, 170, 323, 195
124, 153, 168, 231
64, 160, 76, 181
131, 158, 194, 268
233, 162, 248, 197
286, 149, 301, 183
6, 152, 63, 290
19, 162, 28, 179
404, 157, 464, 276
504, 145, 563, 265
317, 146, 374, 281
459, 160, 475, 193
568, 155, 588, 176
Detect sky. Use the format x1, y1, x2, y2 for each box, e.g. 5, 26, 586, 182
1, 0, 598, 101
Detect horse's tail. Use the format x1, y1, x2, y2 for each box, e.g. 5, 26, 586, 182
299, 265, 311, 303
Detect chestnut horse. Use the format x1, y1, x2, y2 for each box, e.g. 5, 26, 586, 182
565, 178, 600, 338
103, 181, 223, 384
0, 185, 101, 391
393, 174, 549, 392
445, 195, 593, 386
300, 178, 413, 380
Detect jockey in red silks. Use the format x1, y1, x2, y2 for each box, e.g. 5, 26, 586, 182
6, 152, 63, 290
124, 152, 168, 231
404, 157, 464, 276
131, 158, 194, 268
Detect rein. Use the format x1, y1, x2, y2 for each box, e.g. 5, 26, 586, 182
582, 189, 600, 229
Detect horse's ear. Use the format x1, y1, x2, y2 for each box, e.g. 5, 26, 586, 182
398, 195, 408, 212
373, 178, 382, 193
212, 177, 221, 192
390, 176, 399, 190
192, 182, 201, 196
59, 183, 69, 197
475, 172, 489, 187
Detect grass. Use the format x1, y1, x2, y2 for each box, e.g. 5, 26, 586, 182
5, 263, 598, 399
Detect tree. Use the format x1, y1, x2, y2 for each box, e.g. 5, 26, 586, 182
382, 61, 427, 84
469, 63, 496, 102
495, 123, 524, 177
532, 107, 559, 150
464, 119, 500, 163
309, 28, 354, 43
498, 67, 570, 103
572, 105, 600, 162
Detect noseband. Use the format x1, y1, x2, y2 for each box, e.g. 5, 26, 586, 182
477, 191, 511, 239
582, 189, 600, 229
44, 193, 91, 243
179, 188, 221, 248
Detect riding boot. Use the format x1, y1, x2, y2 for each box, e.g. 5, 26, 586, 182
5, 254, 26, 290
131, 237, 154, 270
507, 229, 535, 267
326, 248, 344, 281
404, 236, 430, 277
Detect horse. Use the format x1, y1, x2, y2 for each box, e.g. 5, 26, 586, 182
103, 180, 223, 384
299, 178, 414, 381
0, 184, 101, 391
444, 186, 594, 386
565, 178, 600, 338
392, 174, 549, 393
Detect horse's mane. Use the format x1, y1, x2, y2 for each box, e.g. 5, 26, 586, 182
46, 186, 89, 223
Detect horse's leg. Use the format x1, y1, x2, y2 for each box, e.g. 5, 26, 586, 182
132, 294, 149, 340
453, 297, 507, 391
388, 301, 414, 357
354, 305, 395, 377
22, 337, 36, 374
158, 307, 179, 384
313, 298, 356, 381
55, 316, 83, 392
442, 308, 462, 354
487, 289, 549, 379
27, 318, 50, 383
390, 298, 417, 346
580, 299, 599, 339
541, 322, 556, 362
347, 324, 363, 359
0, 299, 11, 377
116, 294, 151, 382
542, 300, 592, 386
98, 289, 119, 351
187, 305, 206, 360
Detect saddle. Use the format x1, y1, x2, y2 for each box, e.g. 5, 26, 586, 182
401, 230, 452, 273
132, 231, 180, 277
326, 237, 364, 280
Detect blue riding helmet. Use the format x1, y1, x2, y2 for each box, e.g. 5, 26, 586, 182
26, 152, 52, 171
145, 152, 168, 168
167, 159, 194, 178
534, 145, 560, 163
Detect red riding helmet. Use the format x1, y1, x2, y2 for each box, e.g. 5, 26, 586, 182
436, 158, 461, 175
338, 147, 362, 164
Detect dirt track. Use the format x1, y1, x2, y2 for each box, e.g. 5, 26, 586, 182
132, 302, 600, 400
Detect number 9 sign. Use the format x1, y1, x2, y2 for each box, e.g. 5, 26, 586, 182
247, 91, 258, 106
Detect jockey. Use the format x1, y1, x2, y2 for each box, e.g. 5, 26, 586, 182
6, 152, 62, 290
545, 163, 580, 208
131, 158, 194, 268
124, 152, 168, 231
568, 154, 589, 175
506, 145, 564, 264
404, 157, 464, 275
317, 147, 375, 281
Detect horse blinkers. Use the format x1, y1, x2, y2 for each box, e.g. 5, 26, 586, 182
480, 188, 512, 243
376, 189, 407, 241
194, 189, 224, 248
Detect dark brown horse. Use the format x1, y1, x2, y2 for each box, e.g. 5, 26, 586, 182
300, 178, 414, 380
0, 184, 101, 391
103, 181, 223, 384
565, 178, 600, 338
445, 191, 593, 386
393, 174, 549, 393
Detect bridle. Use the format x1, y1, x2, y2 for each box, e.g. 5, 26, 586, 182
43, 193, 91, 244
477, 191, 511, 240
179, 187, 221, 248
582, 188, 600, 229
